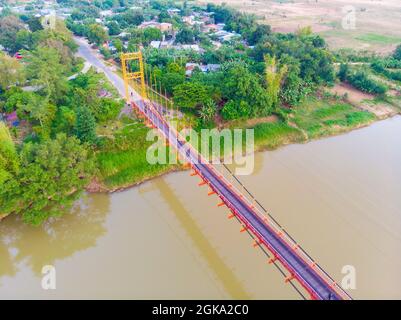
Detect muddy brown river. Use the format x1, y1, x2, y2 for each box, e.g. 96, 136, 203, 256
1, 116, 400, 299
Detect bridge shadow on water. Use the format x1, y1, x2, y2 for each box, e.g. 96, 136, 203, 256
140, 177, 251, 299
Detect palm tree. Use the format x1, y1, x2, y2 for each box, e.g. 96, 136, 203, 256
199, 99, 217, 123
264, 54, 288, 109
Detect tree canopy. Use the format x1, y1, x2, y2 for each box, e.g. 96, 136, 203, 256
0, 134, 94, 226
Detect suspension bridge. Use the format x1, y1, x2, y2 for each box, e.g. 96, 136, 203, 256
121, 52, 352, 300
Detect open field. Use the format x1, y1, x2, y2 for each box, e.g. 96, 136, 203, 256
201, 0, 401, 53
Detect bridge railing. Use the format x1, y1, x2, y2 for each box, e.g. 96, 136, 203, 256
137, 99, 352, 300
206, 161, 352, 300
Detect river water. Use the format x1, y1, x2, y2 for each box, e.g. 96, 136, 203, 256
1, 116, 400, 299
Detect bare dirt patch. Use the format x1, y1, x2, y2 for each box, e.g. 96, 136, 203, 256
201, 0, 401, 53
328, 82, 375, 104
359, 102, 397, 118
219, 115, 278, 129
327, 83, 398, 118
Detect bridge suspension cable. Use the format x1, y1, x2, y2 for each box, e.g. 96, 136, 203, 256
120, 51, 353, 301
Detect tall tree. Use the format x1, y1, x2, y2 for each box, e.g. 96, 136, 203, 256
0, 53, 25, 90
173, 82, 210, 109
199, 99, 217, 123
24, 46, 68, 102
143, 27, 162, 44
0, 15, 24, 53
175, 28, 194, 44
26, 16, 43, 32
393, 44, 401, 61
107, 21, 121, 36
0, 122, 19, 185
0, 134, 94, 225
87, 23, 108, 46
264, 55, 287, 109
75, 107, 97, 144
221, 61, 271, 119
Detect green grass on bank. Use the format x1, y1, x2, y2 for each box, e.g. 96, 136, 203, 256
291, 96, 376, 138
95, 95, 378, 190
96, 122, 174, 188
253, 122, 305, 149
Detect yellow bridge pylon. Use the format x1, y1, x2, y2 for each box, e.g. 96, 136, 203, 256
120, 51, 147, 102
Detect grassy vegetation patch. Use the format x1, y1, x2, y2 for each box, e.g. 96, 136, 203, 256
345, 111, 375, 126
292, 96, 375, 138
355, 33, 401, 45
253, 122, 305, 149
96, 122, 174, 188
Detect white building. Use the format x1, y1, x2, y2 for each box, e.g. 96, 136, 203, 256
167, 8, 180, 16
150, 41, 161, 49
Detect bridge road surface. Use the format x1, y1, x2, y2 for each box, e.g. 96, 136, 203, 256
135, 99, 347, 300
73, 37, 349, 300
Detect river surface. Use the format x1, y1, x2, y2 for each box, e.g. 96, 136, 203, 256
1, 116, 401, 299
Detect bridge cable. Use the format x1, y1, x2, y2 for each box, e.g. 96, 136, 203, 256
232, 215, 307, 300
223, 164, 309, 299
221, 163, 345, 292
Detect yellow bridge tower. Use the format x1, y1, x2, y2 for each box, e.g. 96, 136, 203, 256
120, 51, 147, 102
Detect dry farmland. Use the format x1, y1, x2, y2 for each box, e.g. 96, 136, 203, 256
200, 0, 401, 53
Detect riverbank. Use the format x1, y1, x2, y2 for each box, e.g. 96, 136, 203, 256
92, 93, 399, 193
3, 115, 401, 298
70, 36, 401, 193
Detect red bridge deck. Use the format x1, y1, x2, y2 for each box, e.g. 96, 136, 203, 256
133, 99, 352, 300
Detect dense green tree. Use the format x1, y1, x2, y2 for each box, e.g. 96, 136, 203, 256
199, 99, 217, 123
16, 94, 56, 138
66, 19, 89, 36
143, 27, 162, 44
311, 35, 326, 48
221, 61, 271, 118
27, 16, 44, 32
338, 63, 349, 82
15, 29, 33, 51
107, 21, 121, 36
0, 122, 19, 186
100, 47, 112, 59
0, 53, 25, 90
347, 71, 388, 94
175, 28, 194, 44
161, 72, 185, 95
166, 62, 185, 75
124, 10, 144, 26
158, 10, 170, 22
0, 15, 24, 53
39, 37, 75, 70
89, 98, 124, 123
173, 82, 210, 109
75, 107, 97, 144
112, 10, 143, 28
112, 38, 123, 52
87, 23, 109, 46
24, 46, 68, 102
393, 44, 401, 61
246, 24, 271, 45
0, 134, 94, 225
1, 88, 31, 113
52, 106, 76, 135
264, 55, 287, 109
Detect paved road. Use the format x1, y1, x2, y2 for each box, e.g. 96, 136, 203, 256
74, 37, 141, 101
